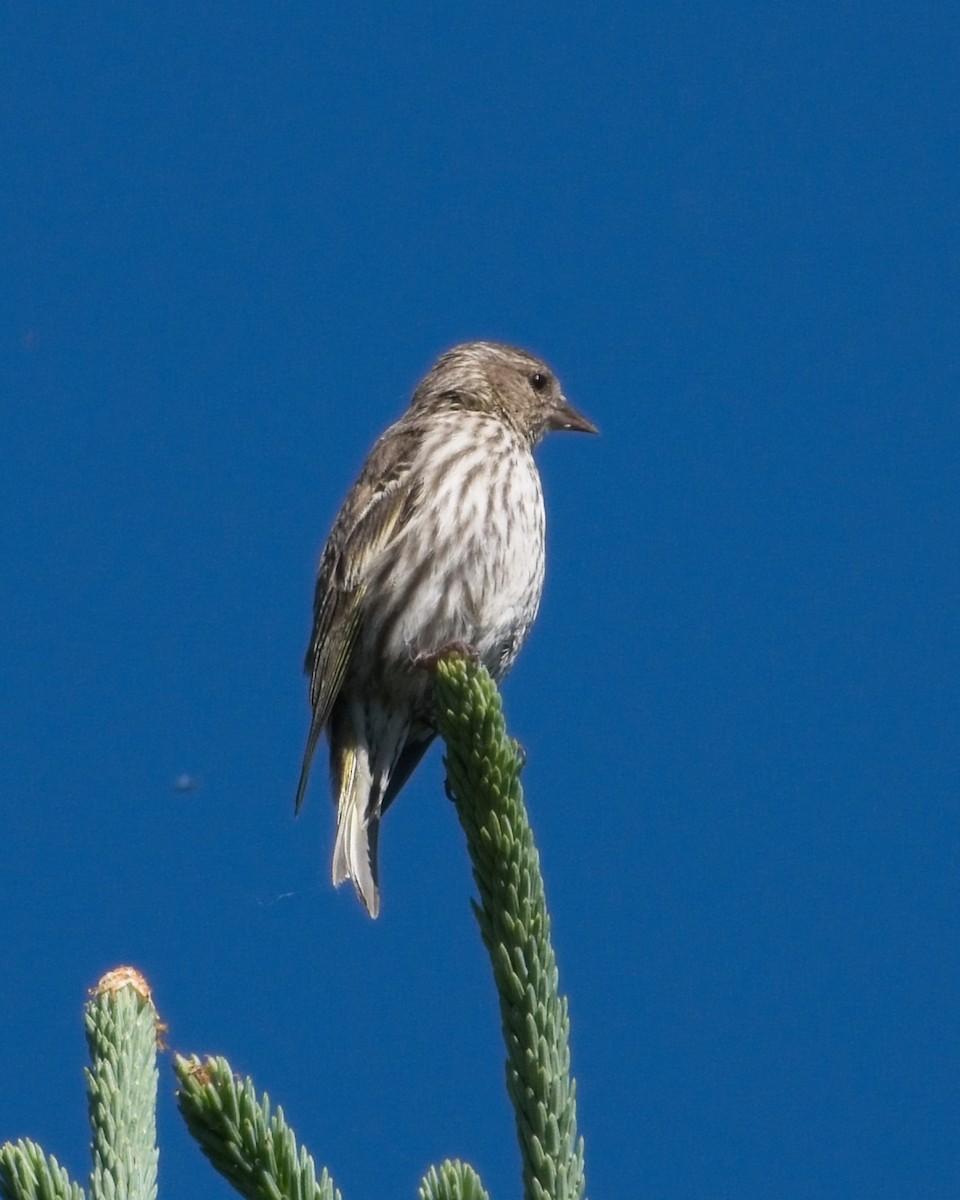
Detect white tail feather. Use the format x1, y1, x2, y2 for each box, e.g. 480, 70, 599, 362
331, 746, 381, 918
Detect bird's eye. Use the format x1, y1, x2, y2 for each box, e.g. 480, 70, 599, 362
530, 372, 549, 392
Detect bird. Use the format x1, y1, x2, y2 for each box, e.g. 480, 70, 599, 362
296, 341, 596, 917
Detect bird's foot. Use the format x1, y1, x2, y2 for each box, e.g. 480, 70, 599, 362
413, 640, 481, 671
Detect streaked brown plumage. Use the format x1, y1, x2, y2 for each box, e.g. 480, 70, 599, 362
297, 341, 596, 916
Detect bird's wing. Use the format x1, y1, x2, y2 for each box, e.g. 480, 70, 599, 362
295, 425, 423, 812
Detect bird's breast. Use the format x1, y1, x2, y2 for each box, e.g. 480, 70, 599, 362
363, 415, 546, 679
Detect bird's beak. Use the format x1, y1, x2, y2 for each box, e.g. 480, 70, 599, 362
549, 395, 599, 435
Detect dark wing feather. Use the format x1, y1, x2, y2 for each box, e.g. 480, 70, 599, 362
380, 733, 433, 814
295, 423, 423, 812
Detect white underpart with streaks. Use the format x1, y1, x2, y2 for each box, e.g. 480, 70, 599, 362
330, 409, 549, 917
364, 411, 545, 682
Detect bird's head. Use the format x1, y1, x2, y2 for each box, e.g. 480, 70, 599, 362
412, 341, 597, 445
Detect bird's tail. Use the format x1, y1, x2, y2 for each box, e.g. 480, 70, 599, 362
331, 742, 383, 918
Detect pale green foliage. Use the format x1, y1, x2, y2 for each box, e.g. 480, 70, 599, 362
418, 1159, 489, 1200
0, 1142, 86, 1200
0, 970, 160, 1200
85, 979, 159, 1200
174, 1056, 340, 1200
2, 658, 587, 1200
434, 657, 586, 1200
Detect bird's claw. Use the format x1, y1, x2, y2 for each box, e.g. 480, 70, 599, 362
414, 640, 481, 671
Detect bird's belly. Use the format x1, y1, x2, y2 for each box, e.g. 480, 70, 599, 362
366, 482, 545, 681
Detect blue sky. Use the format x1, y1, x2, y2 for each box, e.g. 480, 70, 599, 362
2, 4, 957, 1198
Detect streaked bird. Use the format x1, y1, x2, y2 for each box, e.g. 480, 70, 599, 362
297, 341, 596, 916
